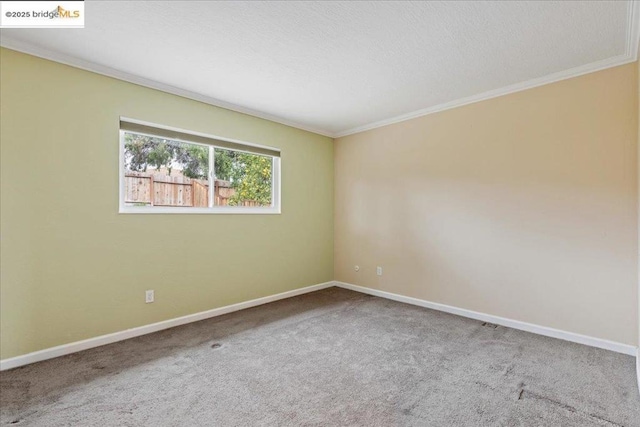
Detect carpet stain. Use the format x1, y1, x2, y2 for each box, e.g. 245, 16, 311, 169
519, 389, 624, 426
399, 402, 419, 417
482, 322, 499, 329
7, 409, 38, 425
474, 381, 497, 392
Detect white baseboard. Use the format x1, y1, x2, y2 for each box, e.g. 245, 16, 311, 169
3, 280, 636, 371
334, 281, 638, 356
0, 281, 334, 371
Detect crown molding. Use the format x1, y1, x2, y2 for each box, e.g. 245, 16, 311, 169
334, 0, 640, 138
2, 1, 638, 139
0, 36, 335, 138
334, 56, 636, 138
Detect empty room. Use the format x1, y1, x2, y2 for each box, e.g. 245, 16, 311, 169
1, 1, 639, 425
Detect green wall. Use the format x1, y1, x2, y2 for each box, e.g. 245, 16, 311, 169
0, 48, 334, 360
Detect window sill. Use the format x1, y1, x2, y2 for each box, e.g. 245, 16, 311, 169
119, 206, 281, 215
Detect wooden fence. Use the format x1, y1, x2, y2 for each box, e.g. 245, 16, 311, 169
124, 172, 260, 207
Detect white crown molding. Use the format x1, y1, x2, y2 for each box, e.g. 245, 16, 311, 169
334, 57, 636, 138
335, 0, 640, 138
1, 1, 639, 139
0, 36, 335, 138
0, 281, 334, 371
335, 281, 638, 356
334, 56, 636, 138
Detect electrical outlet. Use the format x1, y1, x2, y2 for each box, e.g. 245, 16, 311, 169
376, 266, 383, 276
355, 265, 360, 272
145, 290, 154, 303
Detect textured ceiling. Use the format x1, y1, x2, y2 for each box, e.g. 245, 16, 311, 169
1, 1, 638, 136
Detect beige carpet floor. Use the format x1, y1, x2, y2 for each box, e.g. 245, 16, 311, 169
1, 287, 638, 426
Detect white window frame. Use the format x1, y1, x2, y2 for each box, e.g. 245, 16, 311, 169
119, 118, 281, 215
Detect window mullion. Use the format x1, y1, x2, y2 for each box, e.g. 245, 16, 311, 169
209, 146, 215, 208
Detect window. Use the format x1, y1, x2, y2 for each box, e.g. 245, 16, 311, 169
119, 118, 281, 214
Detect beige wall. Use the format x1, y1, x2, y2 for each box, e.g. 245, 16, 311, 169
0, 48, 334, 360
335, 63, 639, 346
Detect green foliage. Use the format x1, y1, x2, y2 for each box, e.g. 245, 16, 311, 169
228, 153, 272, 206
124, 133, 178, 174
124, 133, 208, 179
177, 145, 209, 179
213, 148, 236, 181
124, 133, 272, 206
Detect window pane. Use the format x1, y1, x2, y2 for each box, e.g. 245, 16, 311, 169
123, 132, 211, 208
213, 148, 273, 207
